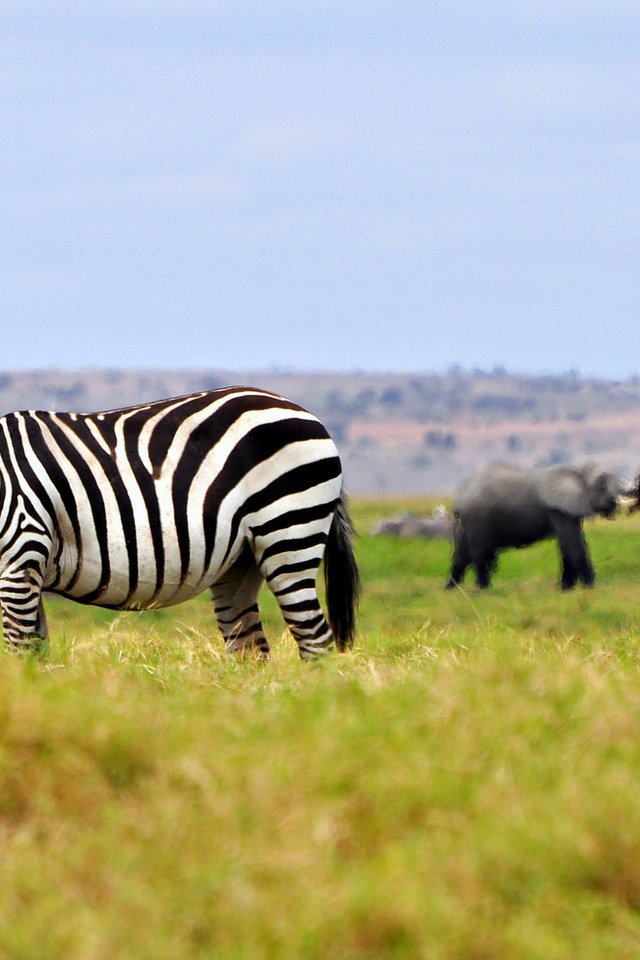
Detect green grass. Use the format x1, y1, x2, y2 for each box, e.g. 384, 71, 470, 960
3, 501, 640, 959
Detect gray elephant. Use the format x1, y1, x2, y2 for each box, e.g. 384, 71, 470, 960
446, 462, 623, 590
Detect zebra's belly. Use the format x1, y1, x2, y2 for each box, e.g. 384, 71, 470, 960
53, 538, 222, 610
60, 567, 216, 610
120, 576, 211, 610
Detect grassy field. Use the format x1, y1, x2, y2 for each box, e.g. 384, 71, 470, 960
3, 499, 640, 959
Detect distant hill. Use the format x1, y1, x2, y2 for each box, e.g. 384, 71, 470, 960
1, 368, 639, 494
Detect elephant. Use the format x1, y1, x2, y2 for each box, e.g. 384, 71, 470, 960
445, 462, 624, 591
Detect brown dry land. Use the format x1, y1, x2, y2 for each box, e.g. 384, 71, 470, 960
1, 367, 639, 494
346, 410, 640, 493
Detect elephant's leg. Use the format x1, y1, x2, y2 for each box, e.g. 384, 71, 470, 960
474, 550, 495, 589
446, 523, 471, 588
573, 531, 595, 587
553, 519, 594, 590
560, 553, 578, 590
447, 552, 471, 588
577, 550, 595, 587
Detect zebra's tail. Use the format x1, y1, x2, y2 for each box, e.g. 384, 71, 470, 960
324, 489, 360, 650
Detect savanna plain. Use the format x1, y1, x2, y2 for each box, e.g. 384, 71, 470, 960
3, 498, 640, 960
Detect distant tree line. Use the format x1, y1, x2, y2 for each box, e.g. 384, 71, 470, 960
1, 368, 640, 432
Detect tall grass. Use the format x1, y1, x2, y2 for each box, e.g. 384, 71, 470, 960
1, 501, 640, 959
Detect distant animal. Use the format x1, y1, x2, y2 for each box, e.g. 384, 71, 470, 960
620, 473, 640, 513
372, 505, 453, 540
0, 387, 359, 658
446, 462, 623, 590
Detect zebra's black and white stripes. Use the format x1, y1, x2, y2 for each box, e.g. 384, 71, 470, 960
0, 386, 359, 658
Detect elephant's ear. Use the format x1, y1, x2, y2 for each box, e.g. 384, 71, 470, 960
539, 468, 592, 517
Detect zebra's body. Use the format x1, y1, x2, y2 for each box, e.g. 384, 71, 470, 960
0, 386, 359, 658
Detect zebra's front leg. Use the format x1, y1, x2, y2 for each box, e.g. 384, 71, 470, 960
0, 568, 49, 654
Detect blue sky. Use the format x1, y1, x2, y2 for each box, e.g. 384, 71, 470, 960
3, 2, 640, 377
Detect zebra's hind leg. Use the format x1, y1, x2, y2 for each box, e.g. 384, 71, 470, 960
262, 558, 333, 661
0, 568, 49, 654
210, 556, 270, 660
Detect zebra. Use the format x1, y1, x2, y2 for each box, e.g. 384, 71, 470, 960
0, 386, 360, 659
